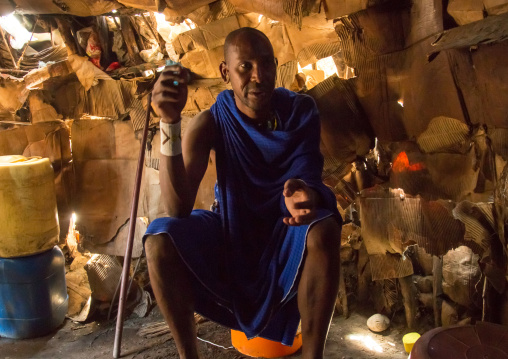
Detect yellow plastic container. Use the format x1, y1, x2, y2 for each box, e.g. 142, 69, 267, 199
403, 332, 421, 353
0, 155, 59, 258
231, 329, 302, 358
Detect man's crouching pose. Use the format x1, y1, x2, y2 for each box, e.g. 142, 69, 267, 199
144, 27, 343, 359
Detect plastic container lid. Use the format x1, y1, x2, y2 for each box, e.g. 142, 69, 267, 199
403, 332, 421, 353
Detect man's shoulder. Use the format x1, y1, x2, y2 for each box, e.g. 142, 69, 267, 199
192, 109, 214, 126
186, 110, 215, 137
275, 87, 316, 106
183, 110, 215, 150
274, 88, 317, 115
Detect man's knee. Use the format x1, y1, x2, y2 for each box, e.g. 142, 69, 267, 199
145, 233, 177, 262
306, 217, 342, 253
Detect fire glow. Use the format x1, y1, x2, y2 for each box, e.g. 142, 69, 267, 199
392, 151, 425, 173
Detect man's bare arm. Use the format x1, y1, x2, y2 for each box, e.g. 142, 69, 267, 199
159, 111, 214, 217
152, 65, 214, 217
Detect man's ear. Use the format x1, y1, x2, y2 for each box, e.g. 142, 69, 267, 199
274, 58, 278, 84
220, 61, 229, 83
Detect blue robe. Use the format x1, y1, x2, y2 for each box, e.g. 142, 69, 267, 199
145, 88, 341, 345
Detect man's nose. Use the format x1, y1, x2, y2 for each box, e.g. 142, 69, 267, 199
250, 64, 263, 83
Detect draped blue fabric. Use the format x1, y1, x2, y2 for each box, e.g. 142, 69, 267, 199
145, 88, 340, 346
209, 88, 340, 343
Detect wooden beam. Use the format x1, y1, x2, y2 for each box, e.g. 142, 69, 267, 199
119, 16, 143, 65
55, 16, 78, 56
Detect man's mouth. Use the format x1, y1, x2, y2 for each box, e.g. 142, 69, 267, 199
248, 89, 269, 97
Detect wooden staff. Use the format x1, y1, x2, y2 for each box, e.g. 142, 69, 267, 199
113, 92, 152, 358
433, 256, 443, 326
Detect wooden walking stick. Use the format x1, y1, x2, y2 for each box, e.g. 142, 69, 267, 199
113, 92, 152, 358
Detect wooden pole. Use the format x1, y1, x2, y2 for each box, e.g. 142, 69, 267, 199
432, 256, 443, 327
399, 275, 416, 329
0, 26, 17, 69
113, 92, 152, 358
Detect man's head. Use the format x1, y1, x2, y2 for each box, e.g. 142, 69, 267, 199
220, 27, 277, 119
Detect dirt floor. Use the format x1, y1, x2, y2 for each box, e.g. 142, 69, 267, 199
0, 303, 421, 359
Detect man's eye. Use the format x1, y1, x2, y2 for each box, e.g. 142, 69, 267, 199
240, 63, 252, 70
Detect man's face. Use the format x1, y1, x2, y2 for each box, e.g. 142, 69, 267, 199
222, 33, 277, 119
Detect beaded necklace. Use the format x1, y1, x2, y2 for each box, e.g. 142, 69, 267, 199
256, 111, 278, 131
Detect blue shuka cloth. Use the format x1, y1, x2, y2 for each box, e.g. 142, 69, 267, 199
145, 88, 341, 346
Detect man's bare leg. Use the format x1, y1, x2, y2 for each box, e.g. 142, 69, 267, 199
145, 234, 200, 359
298, 217, 341, 359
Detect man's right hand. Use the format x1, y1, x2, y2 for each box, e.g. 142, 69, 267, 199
283, 179, 318, 226
152, 65, 190, 123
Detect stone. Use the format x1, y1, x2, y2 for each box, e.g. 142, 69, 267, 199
367, 314, 390, 332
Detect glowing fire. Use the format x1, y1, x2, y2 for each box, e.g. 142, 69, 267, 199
392, 151, 425, 173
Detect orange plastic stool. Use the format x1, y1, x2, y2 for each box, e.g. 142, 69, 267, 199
231, 329, 302, 358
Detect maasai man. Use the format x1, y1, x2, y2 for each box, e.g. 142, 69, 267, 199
145, 27, 343, 359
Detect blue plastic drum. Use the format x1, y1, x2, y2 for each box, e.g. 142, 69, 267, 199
0, 246, 68, 339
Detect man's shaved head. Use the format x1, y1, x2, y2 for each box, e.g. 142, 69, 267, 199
223, 27, 274, 62
220, 27, 277, 119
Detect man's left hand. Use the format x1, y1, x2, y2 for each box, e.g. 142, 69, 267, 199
283, 179, 318, 226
